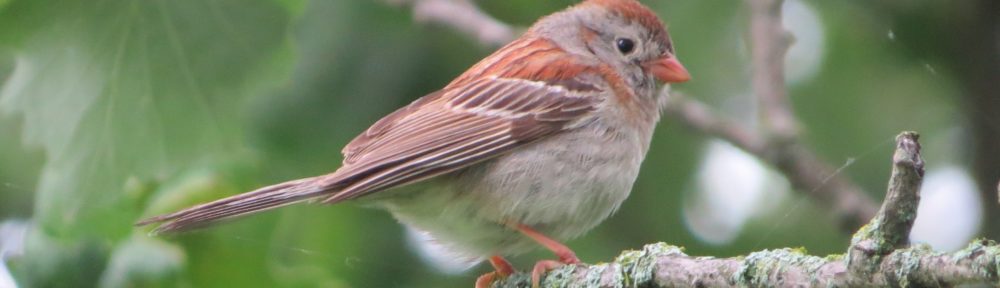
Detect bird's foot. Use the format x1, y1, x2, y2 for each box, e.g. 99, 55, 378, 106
530, 257, 580, 288
510, 223, 583, 287
512, 223, 581, 264
474, 272, 498, 288
474, 255, 515, 288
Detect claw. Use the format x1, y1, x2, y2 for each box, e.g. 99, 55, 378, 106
489, 255, 515, 276
478, 223, 585, 287
475, 255, 516, 288
475, 271, 498, 288
509, 223, 583, 288
531, 260, 566, 288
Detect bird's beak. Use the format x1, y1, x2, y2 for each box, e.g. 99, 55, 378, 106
645, 54, 691, 83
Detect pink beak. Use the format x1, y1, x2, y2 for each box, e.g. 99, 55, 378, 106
645, 55, 691, 83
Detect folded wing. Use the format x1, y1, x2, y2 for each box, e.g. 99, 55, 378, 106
136, 76, 601, 233
328, 76, 601, 203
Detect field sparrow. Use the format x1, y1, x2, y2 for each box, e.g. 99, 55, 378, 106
137, 0, 689, 286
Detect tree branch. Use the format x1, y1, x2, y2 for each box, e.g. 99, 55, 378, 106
847, 132, 923, 275
658, 0, 879, 230
748, 0, 797, 139
740, 0, 877, 230
493, 240, 1000, 287
662, 93, 878, 230
493, 132, 1000, 288
387, 0, 516, 47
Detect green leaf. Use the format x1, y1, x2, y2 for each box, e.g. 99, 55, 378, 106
0, 1, 299, 285
0, 0, 295, 239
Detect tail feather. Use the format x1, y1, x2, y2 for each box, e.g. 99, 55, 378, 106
135, 177, 335, 234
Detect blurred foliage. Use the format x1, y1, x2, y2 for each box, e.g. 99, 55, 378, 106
0, 0, 987, 287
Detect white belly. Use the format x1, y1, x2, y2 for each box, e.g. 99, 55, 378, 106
377, 117, 653, 260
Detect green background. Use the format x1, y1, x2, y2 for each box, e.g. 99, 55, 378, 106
0, 0, 994, 287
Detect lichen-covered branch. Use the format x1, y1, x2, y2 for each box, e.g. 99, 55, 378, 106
493, 132, 1000, 288
847, 132, 923, 275
492, 240, 1000, 288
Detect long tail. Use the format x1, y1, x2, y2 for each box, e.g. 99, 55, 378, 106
135, 176, 337, 234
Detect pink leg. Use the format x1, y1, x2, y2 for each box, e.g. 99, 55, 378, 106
475, 255, 516, 288
474, 272, 497, 288
530, 260, 563, 288
514, 224, 581, 264
489, 255, 516, 276
511, 223, 582, 288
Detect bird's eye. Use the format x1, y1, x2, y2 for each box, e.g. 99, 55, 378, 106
616, 38, 635, 54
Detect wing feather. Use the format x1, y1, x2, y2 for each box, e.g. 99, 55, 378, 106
320, 77, 601, 203
138, 36, 614, 233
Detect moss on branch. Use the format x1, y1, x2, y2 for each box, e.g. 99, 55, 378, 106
493, 132, 1000, 288
493, 240, 1000, 287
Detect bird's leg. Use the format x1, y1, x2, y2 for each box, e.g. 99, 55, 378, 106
512, 223, 581, 288
514, 223, 581, 264
473, 272, 497, 288
530, 260, 564, 288
474, 255, 515, 288
489, 255, 516, 275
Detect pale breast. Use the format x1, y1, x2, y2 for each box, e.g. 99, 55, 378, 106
379, 112, 655, 258
457, 118, 648, 238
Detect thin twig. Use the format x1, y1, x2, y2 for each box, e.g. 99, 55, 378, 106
747, 0, 797, 139
387, 0, 516, 47
663, 93, 879, 229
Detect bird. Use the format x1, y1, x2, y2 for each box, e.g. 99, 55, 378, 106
136, 0, 689, 287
